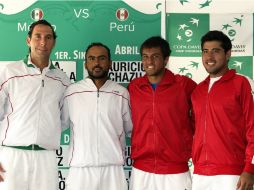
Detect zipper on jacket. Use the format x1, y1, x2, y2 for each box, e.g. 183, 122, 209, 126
203, 80, 217, 165
35, 74, 45, 145
204, 89, 209, 165
152, 88, 157, 172
96, 89, 100, 165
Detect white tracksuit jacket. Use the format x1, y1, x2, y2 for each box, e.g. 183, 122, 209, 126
61, 78, 132, 167
0, 56, 70, 150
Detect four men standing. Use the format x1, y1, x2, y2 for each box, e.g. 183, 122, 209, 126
0, 18, 253, 190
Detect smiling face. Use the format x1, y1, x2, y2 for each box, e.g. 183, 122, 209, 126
202, 40, 231, 78
141, 47, 168, 83
26, 24, 55, 60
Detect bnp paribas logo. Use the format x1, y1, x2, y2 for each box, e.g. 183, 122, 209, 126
221, 15, 243, 41
116, 8, 129, 21
177, 18, 199, 43
179, 0, 212, 9
31, 8, 44, 21
229, 56, 253, 79
177, 60, 200, 79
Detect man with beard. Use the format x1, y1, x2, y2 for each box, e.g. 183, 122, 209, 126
61, 42, 132, 190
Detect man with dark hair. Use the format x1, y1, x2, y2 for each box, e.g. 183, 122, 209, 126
128, 36, 196, 190
28, 19, 57, 39
0, 19, 70, 190
191, 30, 254, 190
61, 42, 132, 190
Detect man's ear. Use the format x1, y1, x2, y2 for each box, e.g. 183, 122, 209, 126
26, 37, 31, 47
164, 56, 169, 67
52, 40, 56, 48
226, 50, 231, 62
84, 61, 87, 70
109, 60, 112, 69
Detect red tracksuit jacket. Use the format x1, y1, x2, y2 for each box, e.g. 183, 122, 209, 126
191, 69, 254, 175
129, 69, 197, 174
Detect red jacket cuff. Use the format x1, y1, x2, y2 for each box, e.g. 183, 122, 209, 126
244, 163, 254, 174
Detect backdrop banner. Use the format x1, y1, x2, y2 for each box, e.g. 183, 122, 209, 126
0, 0, 253, 189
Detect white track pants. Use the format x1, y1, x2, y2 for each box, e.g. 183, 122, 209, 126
192, 174, 240, 190
130, 167, 192, 190
66, 165, 127, 190
0, 146, 58, 190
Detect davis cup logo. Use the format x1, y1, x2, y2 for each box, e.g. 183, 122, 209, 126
31, 8, 44, 21
116, 8, 128, 21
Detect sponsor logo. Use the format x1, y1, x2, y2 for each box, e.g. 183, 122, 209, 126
177, 18, 199, 43
221, 15, 243, 41
116, 8, 129, 21
199, 0, 212, 8
219, 15, 249, 55
177, 60, 201, 79
167, 13, 208, 56
229, 57, 253, 78
179, 0, 212, 9
31, 8, 44, 21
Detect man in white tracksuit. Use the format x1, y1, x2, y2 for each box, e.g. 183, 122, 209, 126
0, 20, 70, 190
61, 42, 132, 190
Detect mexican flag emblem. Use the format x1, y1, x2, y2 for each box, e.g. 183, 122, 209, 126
31, 8, 43, 21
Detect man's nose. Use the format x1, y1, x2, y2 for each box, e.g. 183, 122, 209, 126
40, 38, 46, 46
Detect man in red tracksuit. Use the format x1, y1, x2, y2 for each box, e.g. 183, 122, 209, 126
128, 36, 196, 190
191, 30, 254, 190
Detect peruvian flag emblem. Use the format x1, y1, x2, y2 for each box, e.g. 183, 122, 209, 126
31, 8, 44, 21
116, 8, 129, 21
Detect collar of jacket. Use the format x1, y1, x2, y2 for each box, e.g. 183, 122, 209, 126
203, 69, 236, 84
138, 69, 175, 88
85, 77, 111, 89
23, 54, 56, 70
